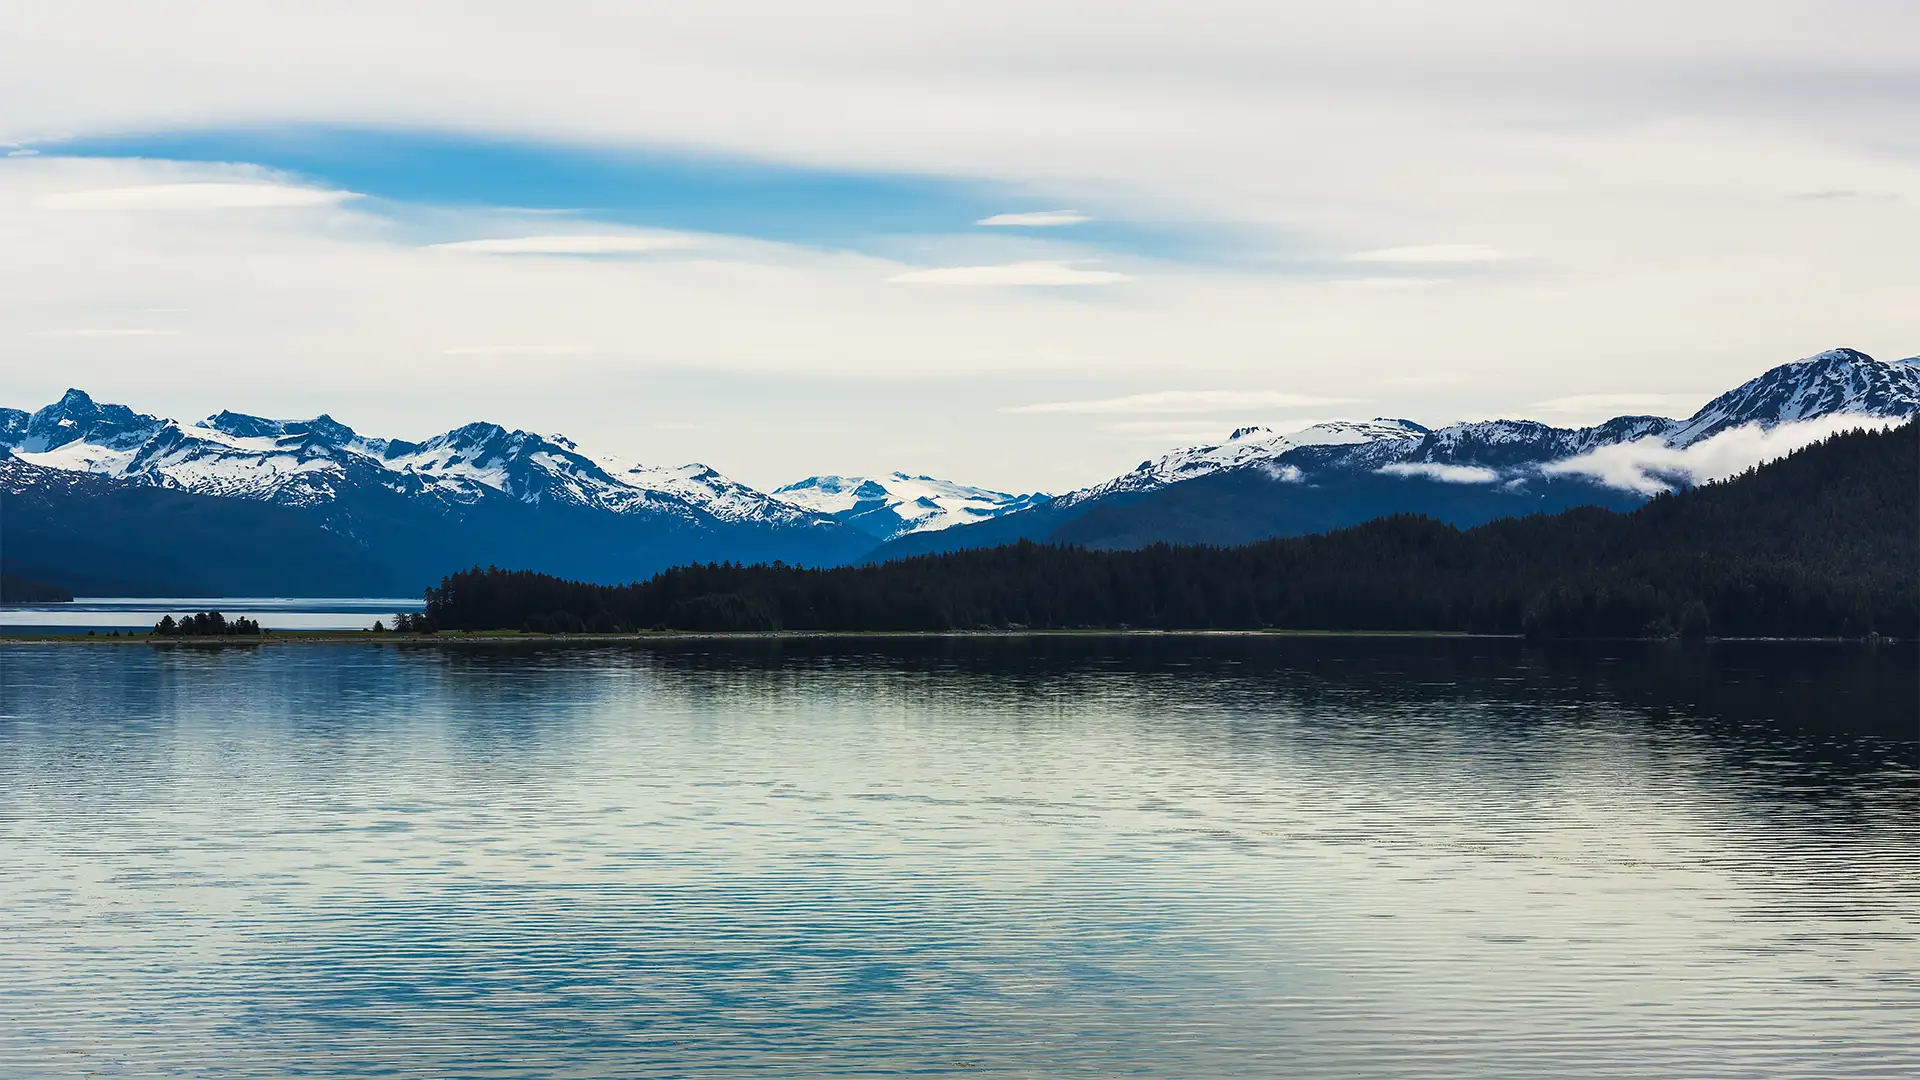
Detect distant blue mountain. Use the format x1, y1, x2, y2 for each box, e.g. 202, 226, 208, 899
4, 347, 1915, 596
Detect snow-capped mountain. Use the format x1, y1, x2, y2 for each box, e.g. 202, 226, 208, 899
1664, 347, 1920, 446
1058, 419, 1430, 507
772, 473, 1051, 541
8, 346, 1916, 592
1, 391, 875, 592
874, 346, 1919, 558
1063, 347, 1920, 501
1, 390, 819, 527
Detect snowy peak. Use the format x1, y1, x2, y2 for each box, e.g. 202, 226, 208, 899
2, 391, 835, 529
1666, 347, 1920, 446
1395, 416, 1675, 470
605, 459, 824, 526
1065, 418, 1428, 505
13, 389, 166, 454
1061, 348, 1918, 503
201, 410, 361, 447
774, 472, 1050, 541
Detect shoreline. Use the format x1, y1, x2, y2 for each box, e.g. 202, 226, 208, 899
0, 629, 1903, 646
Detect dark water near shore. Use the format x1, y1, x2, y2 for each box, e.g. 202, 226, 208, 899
2, 637, 1916, 1078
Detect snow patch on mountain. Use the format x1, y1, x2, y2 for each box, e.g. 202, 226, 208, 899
1062, 419, 1429, 506
774, 473, 1050, 540
601, 457, 825, 526
1098, 347, 1918, 500
1665, 347, 1920, 447
1, 391, 824, 529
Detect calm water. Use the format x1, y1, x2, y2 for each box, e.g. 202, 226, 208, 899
2, 637, 1916, 1078
0, 598, 420, 634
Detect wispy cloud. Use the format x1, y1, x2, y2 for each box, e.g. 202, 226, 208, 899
441, 343, 593, 356
1347, 244, 1502, 264
1530, 392, 1700, 415
976, 210, 1092, 227
891, 261, 1129, 286
1006, 390, 1355, 415
1098, 419, 1258, 442
1378, 462, 1500, 484
27, 328, 179, 338
1542, 415, 1899, 495
1330, 277, 1452, 288
429, 235, 694, 255
37, 183, 356, 210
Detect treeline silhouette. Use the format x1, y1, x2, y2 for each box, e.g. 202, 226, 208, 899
420, 423, 1919, 639
153, 612, 262, 636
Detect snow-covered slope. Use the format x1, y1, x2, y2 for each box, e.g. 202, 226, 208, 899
0, 391, 822, 528
1664, 347, 1920, 446
1059, 419, 1430, 507
9, 346, 1916, 572
774, 472, 1051, 541
1052, 347, 1919, 501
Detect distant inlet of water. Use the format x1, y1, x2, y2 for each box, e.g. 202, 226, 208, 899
0, 596, 421, 633
1, 636, 1915, 1078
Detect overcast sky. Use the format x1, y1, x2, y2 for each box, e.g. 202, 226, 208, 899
3, 1, 1916, 491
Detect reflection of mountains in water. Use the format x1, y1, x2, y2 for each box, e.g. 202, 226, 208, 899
417, 634, 1918, 762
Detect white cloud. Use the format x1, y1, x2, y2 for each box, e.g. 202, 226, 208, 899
1347, 245, 1502, 264
976, 210, 1092, 227
0, 149, 1914, 495
1530, 392, 1701, 415
1378, 462, 1501, 484
1541, 415, 1900, 495
429, 234, 695, 255
27, 328, 178, 337
1329, 277, 1452, 288
890, 261, 1130, 285
36, 182, 355, 210
440, 343, 593, 356
1261, 462, 1305, 483
1007, 390, 1354, 414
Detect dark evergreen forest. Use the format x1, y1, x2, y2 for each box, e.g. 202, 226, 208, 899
419, 423, 1919, 639
152, 612, 263, 636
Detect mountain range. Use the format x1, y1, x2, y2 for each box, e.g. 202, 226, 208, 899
3, 346, 1915, 597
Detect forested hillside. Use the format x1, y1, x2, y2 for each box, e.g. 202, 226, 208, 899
420, 423, 1919, 639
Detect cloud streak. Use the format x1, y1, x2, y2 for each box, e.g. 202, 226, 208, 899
440, 343, 593, 356
1006, 390, 1356, 414
1378, 462, 1501, 484
1542, 415, 1900, 495
27, 328, 178, 338
1348, 244, 1502, 264
976, 210, 1092, 227
429, 234, 694, 255
890, 261, 1130, 285
1530, 392, 1699, 415
36, 182, 355, 210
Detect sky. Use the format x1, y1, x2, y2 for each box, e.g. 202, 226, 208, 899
2, 1, 1917, 492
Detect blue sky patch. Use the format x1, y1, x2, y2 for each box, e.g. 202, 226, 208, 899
42, 125, 1240, 262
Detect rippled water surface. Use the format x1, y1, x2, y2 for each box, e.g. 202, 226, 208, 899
3, 637, 1916, 1078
